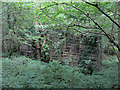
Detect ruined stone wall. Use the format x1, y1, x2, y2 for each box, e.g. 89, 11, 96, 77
18, 33, 101, 69
51, 33, 101, 68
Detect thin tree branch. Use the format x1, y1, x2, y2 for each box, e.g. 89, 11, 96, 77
60, 3, 120, 51
40, 2, 120, 51
69, 27, 101, 35
109, 2, 120, 61
40, 3, 59, 10
108, 9, 120, 16
82, 0, 120, 28
41, 10, 98, 29
41, 10, 60, 23
111, 2, 118, 38
71, 24, 99, 29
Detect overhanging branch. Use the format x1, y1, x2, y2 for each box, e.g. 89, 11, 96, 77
71, 24, 99, 29
40, 2, 120, 51
82, 0, 120, 28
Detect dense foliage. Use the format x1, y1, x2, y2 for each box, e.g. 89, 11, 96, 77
2, 56, 118, 88
1, 1, 120, 88
2, 2, 120, 59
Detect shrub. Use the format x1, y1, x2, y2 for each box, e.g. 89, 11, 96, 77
2, 56, 119, 88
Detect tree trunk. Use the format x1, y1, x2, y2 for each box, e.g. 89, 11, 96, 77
97, 35, 102, 71
35, 22, 41, 60
33, 0, 41, 60
118, 1, 120, 88
0, 1, 2, 88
